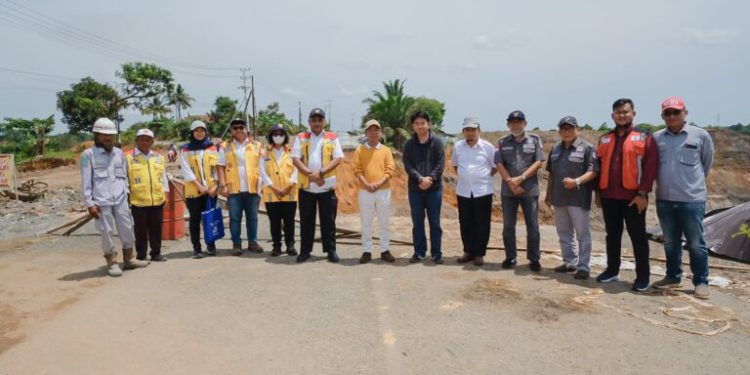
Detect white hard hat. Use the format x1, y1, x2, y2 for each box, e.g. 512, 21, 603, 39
190, 120, 207, 132
136, 128, 155, 138
92, 118, 117, 135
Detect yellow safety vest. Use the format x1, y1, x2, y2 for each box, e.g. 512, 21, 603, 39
126, 150, 166, 207
262, 145, 298, 203
182, 145, 219, 198
223, 139, 262, 194
297, 131, 338, 189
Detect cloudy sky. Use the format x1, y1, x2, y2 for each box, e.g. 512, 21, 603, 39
1, 0, 748, 134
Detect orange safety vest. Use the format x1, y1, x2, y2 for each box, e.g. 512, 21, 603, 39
296, 131, 338, 189
597, 129, 649, 191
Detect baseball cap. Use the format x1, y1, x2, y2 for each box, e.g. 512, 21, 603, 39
230, 118, 247, 127
136, 128, 155, 138
462, 117, 480, 129
309, 108, 326, 119
190, 120, 207, 132
557, 116, 578, 128
364, 119, 381, 130
269, 124, 287, 135
507, 110, 526, 121
661, 96, 686, 112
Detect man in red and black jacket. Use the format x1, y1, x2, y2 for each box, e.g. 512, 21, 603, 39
595, 98, 659, 292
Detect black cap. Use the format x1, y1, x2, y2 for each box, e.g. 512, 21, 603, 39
557, 116, 578, 128
230, 118, 247, 126
507, 110, 526, 121
269, 124, 286, 135
309, 108, 326, 119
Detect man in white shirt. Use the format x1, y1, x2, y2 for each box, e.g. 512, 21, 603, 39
291, 108, 344, 263
451, 117, 497, 266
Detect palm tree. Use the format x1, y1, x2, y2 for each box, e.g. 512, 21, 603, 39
362, 79, 415, 148
169, 84, 194, 121
142, 96, 171, 120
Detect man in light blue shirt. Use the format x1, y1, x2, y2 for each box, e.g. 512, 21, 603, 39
651, 97, 714, 299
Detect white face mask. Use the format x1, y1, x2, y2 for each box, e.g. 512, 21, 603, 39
272, 135, 285, 145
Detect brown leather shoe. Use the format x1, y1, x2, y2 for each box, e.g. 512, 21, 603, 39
473, 256, 484, 267
247, 241, 264, 253
359, 252, 372, 264
457, 253, 475, 264
231, 243, 243, 256
380, 251, 396, 263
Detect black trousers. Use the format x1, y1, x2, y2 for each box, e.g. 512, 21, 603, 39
131, 204, 164, 260
298, 189, 337, 254
266, 201, 297, 251
601, 198, 650, 281
457, 194, 493, 257
185, 195, 214, 252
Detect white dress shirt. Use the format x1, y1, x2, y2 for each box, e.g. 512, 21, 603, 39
451, 138, 495, 198
260, 146, 298, 187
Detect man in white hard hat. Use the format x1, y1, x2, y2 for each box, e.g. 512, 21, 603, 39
126, 128, 170, 263
81, 118, 149, 276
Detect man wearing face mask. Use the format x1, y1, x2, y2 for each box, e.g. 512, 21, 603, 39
495, 111, 545, 272
291, 108, 344, 263
260, 124, 299, 257
595, 98, 658, 292
81, 118, 148, 277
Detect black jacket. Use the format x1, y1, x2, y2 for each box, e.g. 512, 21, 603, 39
402, 132, 445, 192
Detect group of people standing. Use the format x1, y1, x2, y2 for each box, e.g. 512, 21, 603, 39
81, 95, 715, 299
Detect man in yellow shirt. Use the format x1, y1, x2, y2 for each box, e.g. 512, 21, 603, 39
126, 128, 170, 262
353, 120, 396, 264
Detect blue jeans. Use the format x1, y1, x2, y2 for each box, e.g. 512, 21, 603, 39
408, 187, 443, 258
228, 192, 260, 245
656, 200, 709, 286
502, 195, 540, 262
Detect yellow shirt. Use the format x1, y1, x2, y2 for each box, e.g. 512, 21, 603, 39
353, 142, 395, 190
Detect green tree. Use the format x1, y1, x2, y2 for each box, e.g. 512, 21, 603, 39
56, 77, 122, 134
362, 79, 416, 147
169, 84, 194, 121
0, 115, 55, 156
255, 102, 306, 136
408, 97, 446, 132
116, 62, 175, 115
598, 122, 612, 132
207, 96, 238, 138
142, 97, 171, 120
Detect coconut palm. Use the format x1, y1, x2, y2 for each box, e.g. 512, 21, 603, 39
169, 84, 194, 121
362, 79, 415, 148
142, 96, 171, 120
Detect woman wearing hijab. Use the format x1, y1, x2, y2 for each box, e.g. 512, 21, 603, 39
181, 120, 219, 258
260, 124, 298, 257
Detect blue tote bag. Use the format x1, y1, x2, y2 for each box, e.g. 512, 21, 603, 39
202, 197, 225, 244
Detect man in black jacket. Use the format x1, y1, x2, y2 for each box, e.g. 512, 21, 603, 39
402, 111, 445, 264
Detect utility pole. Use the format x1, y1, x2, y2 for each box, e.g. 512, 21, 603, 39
298, 101, 303, 126
326, 99, 332, 129
251, 75, 257, 138
239, 67, 251, 119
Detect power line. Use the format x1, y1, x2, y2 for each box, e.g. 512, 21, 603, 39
0, 1, 241, 74
0, 66, 78, 80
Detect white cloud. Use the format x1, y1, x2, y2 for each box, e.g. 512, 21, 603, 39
676, 28, 740, 46
473, 34, 497, 51
281, 87, 303, 97
339, 86, 369, 97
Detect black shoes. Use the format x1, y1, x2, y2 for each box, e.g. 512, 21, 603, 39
554, 264, 576, 273
502, 258, 517, 269
574, 269, 590, 280
327, 251, 340, 263
457, 253, 475, 264
529, 261, 542, 272
150, 254, 168, 262
409, 254, 425, 263
296, 251, 311, 263
286, 247, 298, 256
270, 248, 282, 257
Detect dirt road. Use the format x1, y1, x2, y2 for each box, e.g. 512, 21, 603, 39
1, 216, 749, 375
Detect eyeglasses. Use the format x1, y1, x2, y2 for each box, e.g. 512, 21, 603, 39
663, 109, 682, 117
